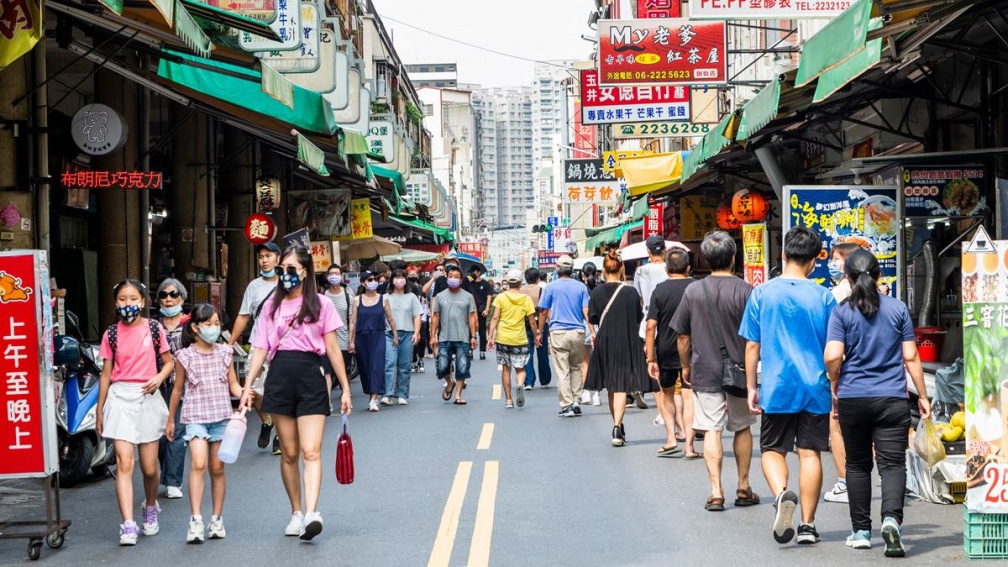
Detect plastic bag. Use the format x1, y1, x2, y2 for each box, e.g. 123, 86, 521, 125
914, 418, 947, 467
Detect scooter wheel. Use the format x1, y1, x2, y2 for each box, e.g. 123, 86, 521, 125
46, 530, 65, 548
28, 540, 42, 560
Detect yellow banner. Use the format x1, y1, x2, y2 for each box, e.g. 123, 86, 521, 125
348, 198, 373, 240
742, 223, 768, 286
602, 149, 652, 173
0, 0, 42, 70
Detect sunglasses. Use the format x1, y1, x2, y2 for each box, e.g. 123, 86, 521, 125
363, 277, 376, 282
158, 290, 181, 299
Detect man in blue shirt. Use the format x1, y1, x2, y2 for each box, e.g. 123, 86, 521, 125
740, 226, 836, 547
537, 255, 592, 417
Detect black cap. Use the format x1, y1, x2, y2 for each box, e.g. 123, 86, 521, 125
645, 234, 666, 254
255, 242, 281, 255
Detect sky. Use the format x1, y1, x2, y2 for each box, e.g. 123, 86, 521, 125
369, 0, 597, 87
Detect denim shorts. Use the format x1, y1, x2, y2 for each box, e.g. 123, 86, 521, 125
437, 341, 472, 380
184, 419, 229, 443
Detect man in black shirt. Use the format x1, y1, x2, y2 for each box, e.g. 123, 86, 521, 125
468, 265, 494, 360
646, 247, 700, 458
423, 253, 473, 297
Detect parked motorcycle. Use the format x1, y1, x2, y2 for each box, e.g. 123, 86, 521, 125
53, 312, 113, 486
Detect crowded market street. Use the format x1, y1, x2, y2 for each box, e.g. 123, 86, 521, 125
1, 356, 967, 565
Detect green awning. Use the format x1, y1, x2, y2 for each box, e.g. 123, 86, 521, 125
737, 79, 781, 141
342, 130, 370, 156
795, 0, 873, 88
180, 0, 280, 41
157, 49, 338, 136
295, 133, 329, 176
630, 197, 650, 220
681, 141, 705, 183
813, 18, 884, 103
390, 215, 454, 243
698, 114, 734, 162
371, 165, 405, 192
584, 220, 642, 251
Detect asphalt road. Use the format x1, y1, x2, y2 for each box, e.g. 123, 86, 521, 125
0, 355, 971, 566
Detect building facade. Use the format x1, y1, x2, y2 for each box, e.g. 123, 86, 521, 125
471, 87, 534, 228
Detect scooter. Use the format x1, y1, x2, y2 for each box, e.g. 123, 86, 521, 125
53, 312, 113, 486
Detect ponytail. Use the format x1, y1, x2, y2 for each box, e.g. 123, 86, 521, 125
844, 249, 881, 318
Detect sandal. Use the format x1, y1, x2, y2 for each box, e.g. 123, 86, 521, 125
683, 452, 703, 460
656, 445, 681, 457
442, 378, 455, 401
453, 399, 467, 405
734, 487, 760, 507
705, 496, 725, 512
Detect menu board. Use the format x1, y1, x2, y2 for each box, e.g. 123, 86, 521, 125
962, 226, 1008, 513
902, 165, 986, 218
742, 223, 768, 287
783, 185, 900, 296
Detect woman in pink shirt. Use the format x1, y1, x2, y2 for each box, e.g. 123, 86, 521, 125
240, 246, 352, 542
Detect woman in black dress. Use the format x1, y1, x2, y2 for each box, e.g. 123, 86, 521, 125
585, 251, 651, 446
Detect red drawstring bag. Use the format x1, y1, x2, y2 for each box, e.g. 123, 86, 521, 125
335, 413, 354, 485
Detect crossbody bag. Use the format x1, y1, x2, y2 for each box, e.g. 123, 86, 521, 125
701, 279, 748, 398
251, 318, 296, 396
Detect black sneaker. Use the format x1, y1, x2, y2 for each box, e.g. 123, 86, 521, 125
557, 406, 576, 418
611, 426, 625, 447
479, 352, 486, 360
572, 403, 582, 416
796, 523, 820, 544
257, 421, 273, 449
271, 435, 281, 456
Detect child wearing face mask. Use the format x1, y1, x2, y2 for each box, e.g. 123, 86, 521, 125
96, 279, 174, 546
165, 303, 243, 544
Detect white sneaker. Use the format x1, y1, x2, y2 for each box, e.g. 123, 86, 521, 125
591, 392, 601, 406
824, 481, 849, 503
119, 521, 139, 546
368, 400, 379, 412
285, 512, 304, 536
397, 398, 408, 405
379, 396, 391, 406
300, 511, 323, 541
207, 516, 226, 539
165, 486, 183, 499
653, 414, 665, 426
186, 516, 204, 544
580, 390, 592, 404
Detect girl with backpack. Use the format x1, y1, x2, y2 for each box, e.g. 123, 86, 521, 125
95, 279, 174, 546
164, 303, 243, 543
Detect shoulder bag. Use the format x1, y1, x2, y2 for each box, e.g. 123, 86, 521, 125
251, 317, 296, 397
598, 284, 627, 329
701, 279, 748, 398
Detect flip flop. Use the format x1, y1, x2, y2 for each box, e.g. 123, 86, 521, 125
705, 496, 725, 512
442, 378, 455, 401
453, 399, 467, 405
683, 453, 704, 460
735, 487, 761, 507
656, 445, 682, 457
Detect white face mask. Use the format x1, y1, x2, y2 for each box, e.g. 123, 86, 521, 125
393, 278, 407, 289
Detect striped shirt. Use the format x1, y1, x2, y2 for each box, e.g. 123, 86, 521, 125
175, 344, 233, 424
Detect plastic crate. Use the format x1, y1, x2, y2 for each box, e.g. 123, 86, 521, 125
963, 507, 1008, 559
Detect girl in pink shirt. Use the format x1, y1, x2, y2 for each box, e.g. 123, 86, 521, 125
95, 279, 174, 546
240, 246, 352, 542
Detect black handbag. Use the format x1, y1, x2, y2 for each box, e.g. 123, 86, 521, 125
701, 279, 748, 398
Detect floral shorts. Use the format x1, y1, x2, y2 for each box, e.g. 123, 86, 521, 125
496, 343, 530, 368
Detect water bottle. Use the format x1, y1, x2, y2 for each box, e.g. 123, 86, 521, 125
218, 408, 248, 464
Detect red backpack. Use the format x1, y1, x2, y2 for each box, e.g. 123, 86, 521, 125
335, 414, 354, 485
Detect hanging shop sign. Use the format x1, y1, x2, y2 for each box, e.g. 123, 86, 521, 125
636, 0, 680, 18
244, 213, 277, 245
690, 0, 853, 19
61, 170, 162, 190
602, 150, 653, 173
317, 47, 351, 110
366, 119, 396, 161
784, 185, 901, 295
70, 104, 128, 156
255, 176, 281, 211
259, 2, 321, 72
901, 165, 986, 218
285, 27, 339, 93
282, 227, 311, 249
580, 69, 690, 125
571, 100, 597, 158
458, 242, 484, 261
288, 188, 352, 239
679, 194, 719, 241
962, 226, 1008, 513
404, 171, 432, 206
238, 0, 301, 52
597, 19, 728, 87
0, 0, 42, 71
613, 121, 713, 139
742, 223, 769, 287
536, 251, 563, 269
207, 0, 276, 23
348, 198, 373, 240
0, 251, 58, 478
563, 158, 626, 205
643, 202, 665, 240
309, 240, 332, 272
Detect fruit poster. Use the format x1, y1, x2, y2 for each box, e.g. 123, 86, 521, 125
963, 226, 1008, 512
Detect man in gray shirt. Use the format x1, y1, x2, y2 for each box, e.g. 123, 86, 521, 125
430, 265, 478, 405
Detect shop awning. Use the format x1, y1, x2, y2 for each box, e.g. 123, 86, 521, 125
698, 113, 735, 162
680, 138, 706, 183
630, 197, 650, 220
179, 0, 280, 41
620, 152, 684, 197
584, 220, 643, 251
389, 215, 454, 243
737, 79, 781, 142
156, 49, 338, 136
380, 248, 442, 262
795, 0, 874, 87
343, 130, 370, 156
813, 19, 884, 103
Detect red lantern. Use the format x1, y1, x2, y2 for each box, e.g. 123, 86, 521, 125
717, 201, 742, 230
731, 188, 769, 223
244, 213, 277, 245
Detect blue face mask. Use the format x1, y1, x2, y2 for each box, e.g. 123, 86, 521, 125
199, 325, 221, 344
281, 269, 303, 291
116, 304, 141, 323
828, 262, 844, 281
260, 268, 276, 278
160, 304, 183, 317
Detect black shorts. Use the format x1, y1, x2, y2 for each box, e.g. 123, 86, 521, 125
760, 412, 830, 454
658, 368, 687, 391
261, 351, 331, 418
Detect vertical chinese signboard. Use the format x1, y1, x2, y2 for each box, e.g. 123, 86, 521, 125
962, 226, 1008, 513
0, 251, 58, 478
679, 194, 718, 241
563, 158, 626, 206
598, 19, 728, 86
636, 0, 680, 18
742, 223, 768, 287
348, 198, 373, 240
784, 186, 901, 295
643, 202, 664, 240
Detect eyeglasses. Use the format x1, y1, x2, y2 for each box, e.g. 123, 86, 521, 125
158, 290, 181, 299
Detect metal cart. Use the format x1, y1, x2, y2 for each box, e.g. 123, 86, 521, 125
0, 471, 72, 561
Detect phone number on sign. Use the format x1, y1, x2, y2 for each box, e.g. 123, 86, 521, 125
633, 123, 711, 136
605, 70, 693, 82
812, 1, 851, 9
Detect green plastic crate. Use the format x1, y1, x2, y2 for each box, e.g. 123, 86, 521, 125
963, 507, 1008, 559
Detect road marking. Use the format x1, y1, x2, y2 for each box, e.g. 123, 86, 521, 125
467, 461, 500, 567
491, 384, 501, 399
427, 461, 473, 567
476, 423, 495, 450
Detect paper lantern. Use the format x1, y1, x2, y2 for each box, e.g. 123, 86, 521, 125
732, 188, 769, 222
255, 176, 281, 211
717, 201, 742, 230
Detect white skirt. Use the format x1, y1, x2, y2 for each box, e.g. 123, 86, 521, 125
102, 382, 169, 444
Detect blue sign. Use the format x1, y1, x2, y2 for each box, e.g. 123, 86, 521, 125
547, 216, 559, 251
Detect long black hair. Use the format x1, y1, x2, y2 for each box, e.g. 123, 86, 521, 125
182, 303, 218, 347
844, 248, 881, 318
389, 268, 408, 294
269, 245, 321, 325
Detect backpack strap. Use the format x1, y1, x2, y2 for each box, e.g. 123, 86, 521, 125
106, 323, 119, 361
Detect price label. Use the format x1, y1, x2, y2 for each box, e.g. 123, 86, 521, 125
613, 122, 713, 139
983, 464, 1008, 505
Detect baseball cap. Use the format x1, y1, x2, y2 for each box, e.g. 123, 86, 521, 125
645, 234, 666, 254
557, 255, 574, 269
505, 269, 523, 284
255, 242, 281, 255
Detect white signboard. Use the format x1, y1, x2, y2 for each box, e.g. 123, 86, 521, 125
332, 67, 361, 124
319, 50, 351, 111
260, 3, 321, 72
690, 0, 852, 19
286, 27, 338, 92
366, 119, 396, 161
404, 171, 431, 206
239, 0, 302, 52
